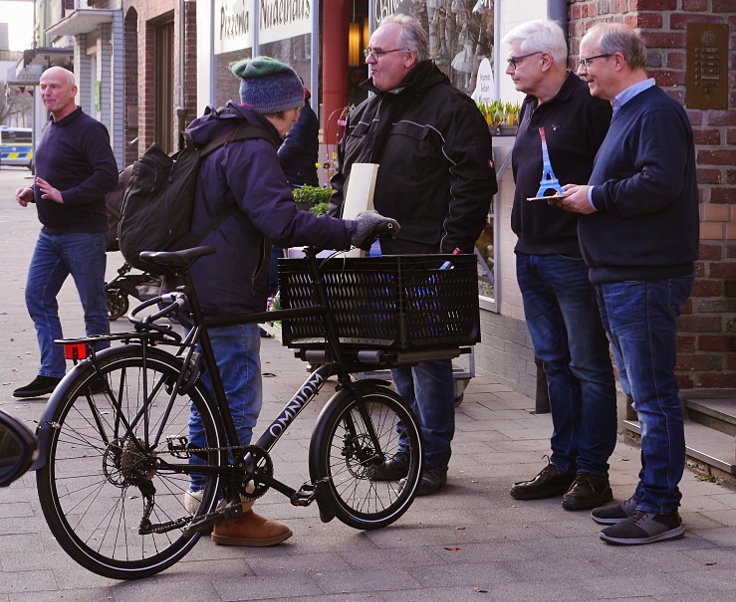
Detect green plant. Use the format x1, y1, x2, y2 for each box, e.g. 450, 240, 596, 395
292, 185, 333, 206
311, 201, 329, 216
475, 100, 522, 127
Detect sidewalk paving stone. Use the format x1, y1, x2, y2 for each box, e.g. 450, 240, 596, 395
2, 168, 736, 599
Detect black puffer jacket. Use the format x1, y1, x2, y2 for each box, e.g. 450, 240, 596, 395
330, 60, 497, 254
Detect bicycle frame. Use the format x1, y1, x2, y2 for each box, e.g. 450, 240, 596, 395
35, 247, 397, 511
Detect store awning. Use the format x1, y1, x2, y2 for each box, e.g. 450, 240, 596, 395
46, 9, 116, 38
15, 47, 74, 83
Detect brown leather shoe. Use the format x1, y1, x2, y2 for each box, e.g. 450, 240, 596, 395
561, 472, 613, 510
510, 462, 575, 500
211, 510, 293, 546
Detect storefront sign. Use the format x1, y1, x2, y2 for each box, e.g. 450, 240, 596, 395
374, 0, 401, 21
471, 58, 495, 104
259, 0, 312, 45
215, 0, 253, 54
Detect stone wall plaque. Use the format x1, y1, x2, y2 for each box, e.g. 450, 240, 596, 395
686, 23, 729, 110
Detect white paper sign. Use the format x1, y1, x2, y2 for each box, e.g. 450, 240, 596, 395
471, 57, 495, 104
215, 0, 253, 55
258, 0, 313, 45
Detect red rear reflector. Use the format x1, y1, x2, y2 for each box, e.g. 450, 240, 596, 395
64, 344, 88, 360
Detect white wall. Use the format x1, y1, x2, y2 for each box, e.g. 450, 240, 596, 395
497, 0, 549, 104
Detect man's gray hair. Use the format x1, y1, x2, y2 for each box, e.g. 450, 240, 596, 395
588, 23, 647, 69
379, 14, 430, 62
501, 20, 568, 66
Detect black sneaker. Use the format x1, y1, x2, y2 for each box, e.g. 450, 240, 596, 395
561, 472, 613, 510
510, 462, 575, 500
600, 510, 685, 545
13, 375, 62, 398
400, 465, 447, 496
591, 497, 638, 525
368, 451, 410, 481
415, 465, 447, 496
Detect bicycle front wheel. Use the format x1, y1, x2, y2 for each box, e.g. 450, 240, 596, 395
309, 384, 422, 530
36, 346, 225, 580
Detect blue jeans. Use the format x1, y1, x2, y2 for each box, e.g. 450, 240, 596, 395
516, 253, 616, 477
25, 231, 110, 378
391, 360, 455, 470
595, 276, 693, 514
189, 323, 262, 491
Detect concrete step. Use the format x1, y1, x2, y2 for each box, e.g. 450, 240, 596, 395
685, 397, 736, 436
623, 418, 736, 474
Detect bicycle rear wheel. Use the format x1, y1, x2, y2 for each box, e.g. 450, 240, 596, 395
309, 383, 422, 530
36, 346, 225, 580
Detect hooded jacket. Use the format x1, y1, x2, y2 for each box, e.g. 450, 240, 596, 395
278, 100, 320, 188
187, 102, 354, 317
330, 60, 497, 254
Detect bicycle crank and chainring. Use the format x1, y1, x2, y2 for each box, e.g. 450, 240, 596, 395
233, 445, 274, 501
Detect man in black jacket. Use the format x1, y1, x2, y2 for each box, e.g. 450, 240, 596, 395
14, 66, 118, 398
330, 14, 497, 495
502, 20, 617, 512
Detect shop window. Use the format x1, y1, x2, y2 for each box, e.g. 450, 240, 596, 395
153, 18, 175, 154
371, 0, 498, 307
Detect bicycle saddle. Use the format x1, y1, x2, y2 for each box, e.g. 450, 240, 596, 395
138, 246, 216, 270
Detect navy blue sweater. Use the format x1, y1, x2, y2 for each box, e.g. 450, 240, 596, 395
579, 86, 699, 284
34, 107, 118, 234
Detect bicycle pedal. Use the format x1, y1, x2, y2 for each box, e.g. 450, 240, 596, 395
290, 482, 318, 507
166, 436, 192, 458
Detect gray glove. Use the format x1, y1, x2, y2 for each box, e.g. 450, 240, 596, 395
350, 210, 400, 250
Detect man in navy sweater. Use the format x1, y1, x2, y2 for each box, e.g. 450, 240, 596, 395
556, 23, 698, 545
503, 20, 616, 512
13, 66, 118, 398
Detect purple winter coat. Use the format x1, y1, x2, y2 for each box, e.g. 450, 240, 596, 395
187, 102, 353, 317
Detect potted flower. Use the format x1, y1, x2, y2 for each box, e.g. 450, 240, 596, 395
292, 185, 333, 213
476, 100, 521, 136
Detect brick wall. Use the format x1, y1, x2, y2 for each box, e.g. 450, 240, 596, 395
124, 8, 138, 167
123, 0, 198, 158
568, 1, 736, 390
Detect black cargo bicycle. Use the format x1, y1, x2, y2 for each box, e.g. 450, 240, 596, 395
33, 239, 477, 580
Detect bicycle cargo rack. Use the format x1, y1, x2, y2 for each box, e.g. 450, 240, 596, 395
278, 254, 480, 351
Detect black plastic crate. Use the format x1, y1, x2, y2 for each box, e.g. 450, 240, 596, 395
278, 254, 480, 351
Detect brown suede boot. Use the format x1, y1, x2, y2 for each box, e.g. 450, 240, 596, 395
211, 510, 293, 547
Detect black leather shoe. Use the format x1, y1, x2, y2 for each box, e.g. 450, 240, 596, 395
417, 465, 447, 496
368, 451, 410, 481
510, 463, 575, 500
561, 472, 613, 510
13, 375, 62, 398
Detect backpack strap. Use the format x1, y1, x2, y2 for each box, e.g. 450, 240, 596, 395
191, 124, 277, 244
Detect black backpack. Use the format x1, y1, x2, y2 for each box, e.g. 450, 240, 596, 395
118, 122, 274, 274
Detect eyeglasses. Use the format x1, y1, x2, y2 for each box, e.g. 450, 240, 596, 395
363, 47, 407, 60
506, 51, 542, 70
578, 53, 612, 69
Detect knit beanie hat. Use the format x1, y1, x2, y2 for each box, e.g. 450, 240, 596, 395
230, 56, 305, 114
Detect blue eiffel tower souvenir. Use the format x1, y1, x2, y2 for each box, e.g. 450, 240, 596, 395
536, 127, 565, 198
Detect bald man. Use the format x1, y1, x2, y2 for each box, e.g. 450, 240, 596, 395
13, 66, 118, 398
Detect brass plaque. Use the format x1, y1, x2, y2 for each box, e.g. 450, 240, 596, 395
686, 23, 729, 110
